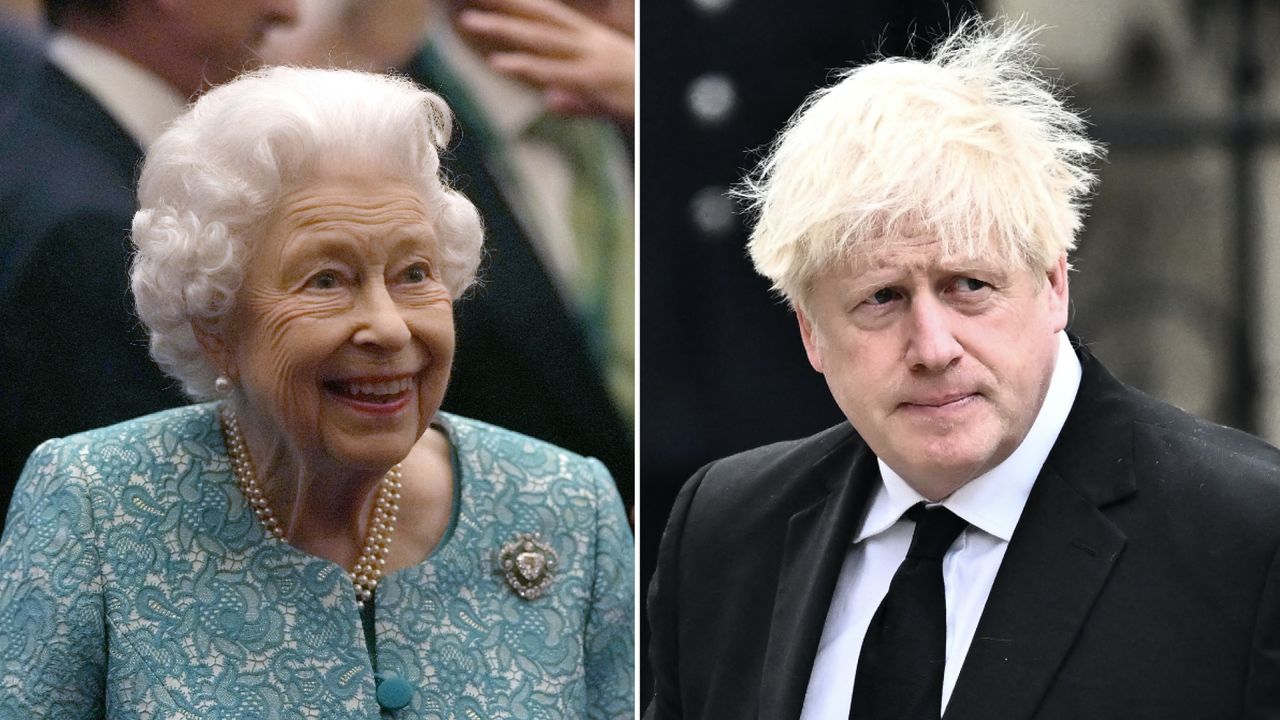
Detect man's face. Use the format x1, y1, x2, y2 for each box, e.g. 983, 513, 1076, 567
170, 0, 299, 88
797, 236, 1069, 499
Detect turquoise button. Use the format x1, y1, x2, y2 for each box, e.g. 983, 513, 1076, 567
376, 675, 413, 711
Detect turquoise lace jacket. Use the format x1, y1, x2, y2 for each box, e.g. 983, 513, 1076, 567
0, 403, 634, 719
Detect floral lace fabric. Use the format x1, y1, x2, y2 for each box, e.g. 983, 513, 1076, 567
0, 402, 634, 719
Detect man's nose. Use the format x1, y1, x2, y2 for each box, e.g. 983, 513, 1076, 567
904, 295, 962, 373
352, 281, 412, 352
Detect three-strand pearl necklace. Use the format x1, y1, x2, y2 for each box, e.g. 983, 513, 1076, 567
221, 407, 402, 608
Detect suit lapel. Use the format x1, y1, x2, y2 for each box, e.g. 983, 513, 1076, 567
943, 466, 1127, 720
759, 439, 879, 719
945, 345, 1138, 720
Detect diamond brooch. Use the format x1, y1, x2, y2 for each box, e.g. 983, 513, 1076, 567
497, 532, 559, 600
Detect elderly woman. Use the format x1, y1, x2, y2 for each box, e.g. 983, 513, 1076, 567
0, 67, 633, 718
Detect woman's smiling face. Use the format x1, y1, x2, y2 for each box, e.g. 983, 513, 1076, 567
221, 174, 454, 473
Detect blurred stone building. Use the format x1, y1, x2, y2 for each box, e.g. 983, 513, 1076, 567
998, 0, 1280, 440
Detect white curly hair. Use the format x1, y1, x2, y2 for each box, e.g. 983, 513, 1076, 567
736, 18, 1103, 308
131, 66, 484, 399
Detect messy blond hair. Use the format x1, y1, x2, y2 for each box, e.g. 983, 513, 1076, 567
737, 18, 1103, 307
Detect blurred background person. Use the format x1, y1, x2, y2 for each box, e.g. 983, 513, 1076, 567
639, 0, 1280, 701
259, 0, 434, 71
0, 65, 633, 718
0, 0, 37, 25
0, 0, 298, 528
399, 0, 636, 498
0, 0, 41, 122
0, 30, 37, 129
455, 0, 633, 127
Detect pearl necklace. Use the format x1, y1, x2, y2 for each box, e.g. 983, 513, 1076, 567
221, 407, 402, 608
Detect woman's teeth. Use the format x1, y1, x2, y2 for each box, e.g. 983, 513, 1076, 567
335, 377, 412, 399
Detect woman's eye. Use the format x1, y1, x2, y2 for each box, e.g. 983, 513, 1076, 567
402, 263, 432, 284
306, 271, 340, 289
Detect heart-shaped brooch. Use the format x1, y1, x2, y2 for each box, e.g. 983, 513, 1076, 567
497, 532, 559, 600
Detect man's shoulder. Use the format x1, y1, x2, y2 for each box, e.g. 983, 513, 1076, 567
0, 144, 135, 238
0, 87, 137, 257
0, 59, 139, 195
0, 68, 139, 293
700, 422, 860, 481
677, 422, 864, 527
1064, 354, 1280, 519
0, 107, 137, 201
1129, 397, 1280, 502
1081, 351, 1280, 462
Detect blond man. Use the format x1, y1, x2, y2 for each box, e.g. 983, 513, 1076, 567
646, 20, 1280, 720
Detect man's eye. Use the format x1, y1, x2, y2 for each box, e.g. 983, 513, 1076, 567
956, 277, 989, 292
306, 271, 339, 289
867, 288, 899, 305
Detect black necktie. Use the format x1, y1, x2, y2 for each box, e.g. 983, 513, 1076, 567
850, 503, 969, 720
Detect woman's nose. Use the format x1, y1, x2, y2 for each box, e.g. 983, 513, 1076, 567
352, 281, 411, 351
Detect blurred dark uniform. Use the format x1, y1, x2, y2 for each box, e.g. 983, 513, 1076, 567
0, 34, 188, 526
404, 29, 634, 498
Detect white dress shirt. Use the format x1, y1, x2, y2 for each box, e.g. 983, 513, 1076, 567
46, 33, 187, 150
800, 332, 1082, 719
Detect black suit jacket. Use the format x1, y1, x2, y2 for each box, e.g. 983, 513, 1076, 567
402, 47, 633, 497
0, 59, 188, 519
646, 344, 1280, 719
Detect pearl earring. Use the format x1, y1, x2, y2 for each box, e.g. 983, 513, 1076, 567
214, 375, 234, 396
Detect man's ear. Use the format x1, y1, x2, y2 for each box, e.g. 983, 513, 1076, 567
192, 318, 235, 380
796, 306, 825, 374
1045, 253, 1070, 333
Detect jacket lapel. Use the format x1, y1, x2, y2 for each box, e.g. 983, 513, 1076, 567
759, 438, 879, 719
944, 345, 1138, 720
943, 466, 1128, 720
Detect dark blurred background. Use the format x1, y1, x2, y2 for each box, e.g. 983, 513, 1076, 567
639, 0, 1280, 703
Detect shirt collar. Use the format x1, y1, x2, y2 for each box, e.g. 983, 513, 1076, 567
429, 20, 545, 142
46, 32, 187, 150
856, 331, 1082, 543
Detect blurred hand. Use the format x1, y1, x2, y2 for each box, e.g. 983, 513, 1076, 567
457, 0, 634, 127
